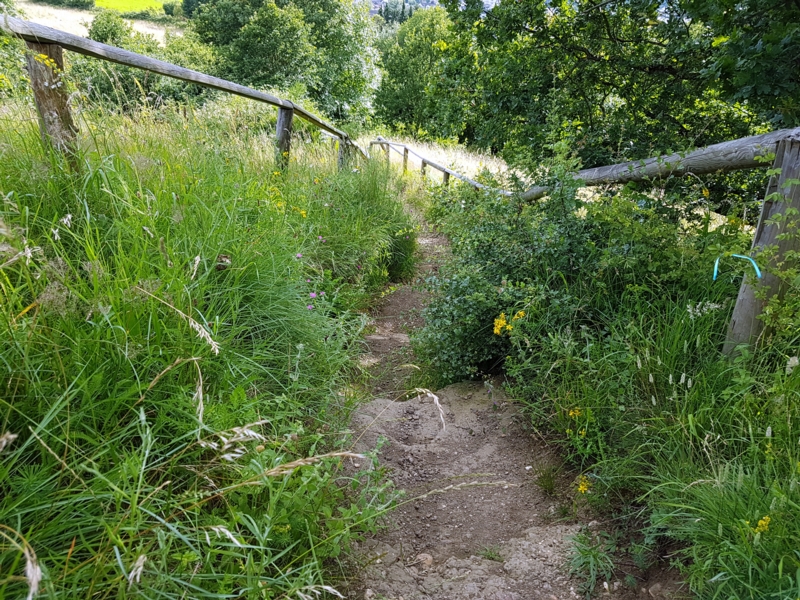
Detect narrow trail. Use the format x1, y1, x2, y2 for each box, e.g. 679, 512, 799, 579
343, 215, 670, 600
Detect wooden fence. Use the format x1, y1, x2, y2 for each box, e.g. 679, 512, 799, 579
3, 13, 800, 354
0, 14, 367, 165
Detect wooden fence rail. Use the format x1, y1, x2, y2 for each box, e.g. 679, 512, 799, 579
369, 137, 513, 196
0, 14, 367, 164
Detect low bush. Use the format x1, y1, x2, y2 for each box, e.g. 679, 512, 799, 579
27, 0, 95, 8
0, 97, 414, 598
415, 147, 800, 598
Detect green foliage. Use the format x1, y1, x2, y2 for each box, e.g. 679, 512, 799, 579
71, 11, 216, 108
417, 146, 800, 596
162, 0, 180, 15
683, 0, 800, 126
192, 0, 377, 122
569, 531, 616, 597
374, 8, 454, 139
377, 0, 774, 170
0, 96, 414, 598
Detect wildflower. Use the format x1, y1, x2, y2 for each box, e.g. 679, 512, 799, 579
273, 171, 281, 176
702, 188, 710, 198
190, 255, 201, 280
568, 408, 582, 418
494, 313, 508, 335
512, 310, 526, 321
300, 210, 307, 218
649, 373, 654, 383
577, 475, 591, 494
766, 426, 772, 438
307, 304, 314, 310
751, 515, 770, 534
651, 395, 657, 406
128, 554, 146, 587
787, 356, 799, 375
669, 374, 673, 385
309, 292, 317, 298
636, 356, 642, 369
142, 226, 154, 238
320, 291, 325, 296
680, 373, 686, 385
296, 253, 303, 258
566, 428, 573, 435
579, 429, 586, 437
51, 228, 59, 241
687, 378, 693, 389
0, 431, 18, 453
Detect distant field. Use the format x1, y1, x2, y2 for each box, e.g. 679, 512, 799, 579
96, 0, 163, 11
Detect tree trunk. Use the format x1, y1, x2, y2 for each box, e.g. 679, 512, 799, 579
723, 140, 800, 353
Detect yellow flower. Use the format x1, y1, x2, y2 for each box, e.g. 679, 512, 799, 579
273, 171, 281, 176
568, 408, 583, 418
577, 475, 591, 494
300, 210, 307, 218
493, 313, 507, 335
566, 428, 573, 435
579, 429, 586, 437
512, 310, 526, 321
702, 188, 710, 198
752, 515, 770, 534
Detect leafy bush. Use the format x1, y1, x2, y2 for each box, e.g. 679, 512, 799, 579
416, 148, 800, 597
0, 96, 414, 598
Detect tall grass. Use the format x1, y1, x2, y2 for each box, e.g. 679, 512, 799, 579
0, 96, 414, 598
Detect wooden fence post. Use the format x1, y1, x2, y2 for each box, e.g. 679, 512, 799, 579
724, 140, 800, 353
276, 105, 294, 169
403, 148, 409, 173
337, 138, 345, 171
25, 42, 77, 161
383, 143, 390, 165
421, 160, 427, 177
443, 171, 450, 186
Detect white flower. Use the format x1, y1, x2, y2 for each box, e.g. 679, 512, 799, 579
651, 396, 656, 406
680, 373, 686, 385
669, 374, 673, 385
190, 255, 201, 280
128, 554, 146, 587
0, 431, 17, 453
636, 356, 642, 370
649, 373, 654, 384
766, 426, 772, 438
787, 356, 799, 375
59, 213, 72, 228
51, 228, 59, 241
687, 378, 693, 389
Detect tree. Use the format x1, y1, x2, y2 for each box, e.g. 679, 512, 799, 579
374, 7, 454, 134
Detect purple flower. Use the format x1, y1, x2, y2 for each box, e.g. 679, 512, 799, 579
320, 291, 325, 296
309, 292, 317, 299
306, 278, 311, 282
296, 253, 303, 258
307, 304, 314, 310
318, 236, 323, 240
356, 264, 361, 270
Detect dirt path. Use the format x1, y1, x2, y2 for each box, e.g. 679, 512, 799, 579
343, 218, 667, 600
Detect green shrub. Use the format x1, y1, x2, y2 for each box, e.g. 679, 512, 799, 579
28, 0, 94, 8
0, 97, 413, 598
416, 148, 800, 597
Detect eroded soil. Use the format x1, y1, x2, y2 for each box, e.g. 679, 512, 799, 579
345, 220, 686, 600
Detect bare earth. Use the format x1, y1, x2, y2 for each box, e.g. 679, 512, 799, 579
16, 1, 174, 42
345, 213, 687, 600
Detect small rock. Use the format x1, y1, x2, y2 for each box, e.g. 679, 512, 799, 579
364, 589, 375, 599
649, 583, 664, 597
416, 553, 434, 568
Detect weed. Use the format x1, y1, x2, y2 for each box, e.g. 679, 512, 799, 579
568, 531, 616, 598
478, 545, 503, 562
534, 465, 559, 496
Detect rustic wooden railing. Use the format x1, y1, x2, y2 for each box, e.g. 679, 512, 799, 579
369, 137, 513, 195
0, 14, 367, 165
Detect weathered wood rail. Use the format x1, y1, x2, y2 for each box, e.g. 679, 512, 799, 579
369, 137, 513, 196
0, 14, 367, 164
521, 127, 800, 200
